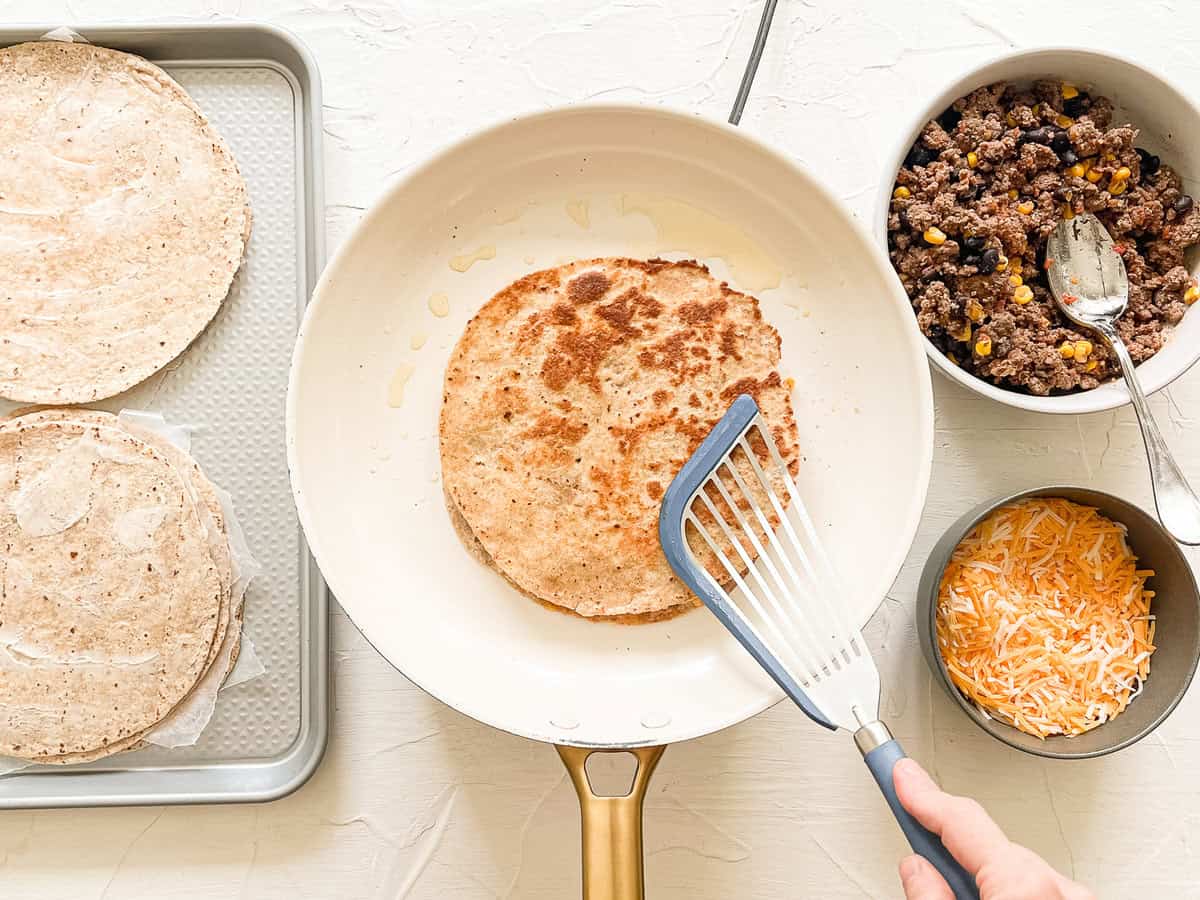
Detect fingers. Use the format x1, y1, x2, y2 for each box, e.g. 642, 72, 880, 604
893, 757, 1009, 875
898, 854, 955, 900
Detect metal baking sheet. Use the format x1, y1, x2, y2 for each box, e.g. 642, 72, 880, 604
0, 23, 327, 808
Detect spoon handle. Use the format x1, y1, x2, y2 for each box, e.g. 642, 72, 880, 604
1100, 325, 1200, 545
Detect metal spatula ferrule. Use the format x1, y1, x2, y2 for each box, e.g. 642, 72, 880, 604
659, 395, 979, 900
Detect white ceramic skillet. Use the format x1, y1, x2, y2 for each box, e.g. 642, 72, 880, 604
287, 105, 934, 898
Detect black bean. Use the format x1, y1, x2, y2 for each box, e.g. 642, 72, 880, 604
1063, 94, 1087, 118
1136, 148, 1161, 177
964, 235, 986, 252
1061, 149, 1079, 166
1175, 195, 1194, 215
961, 254, 981, 268
905, 144, 938, 168
979, 248, 1000, 273
937, 107, 963, 132
1051, 129, 1072, 152
1021, 127, 1053, 145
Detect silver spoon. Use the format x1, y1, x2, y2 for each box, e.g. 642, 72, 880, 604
1046, 212, 1200, 545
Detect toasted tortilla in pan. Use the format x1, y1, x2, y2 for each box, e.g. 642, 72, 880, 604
439, 258, 799, 619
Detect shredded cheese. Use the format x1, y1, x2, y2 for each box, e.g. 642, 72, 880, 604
936, 498, 1156, 739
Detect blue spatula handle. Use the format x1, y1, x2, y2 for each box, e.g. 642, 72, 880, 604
863, 738, 980, 900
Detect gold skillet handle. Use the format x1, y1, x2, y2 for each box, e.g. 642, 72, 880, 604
556, 745, 667, 900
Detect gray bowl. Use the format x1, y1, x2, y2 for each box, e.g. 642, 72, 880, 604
917, 486, 1200, 759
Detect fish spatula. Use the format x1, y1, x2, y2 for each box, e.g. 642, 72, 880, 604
659, 394, 978, 900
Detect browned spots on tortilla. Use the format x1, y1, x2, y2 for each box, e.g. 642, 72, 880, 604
521, 413, 588, 445
690, 345, 710, 359
720, 370, 782, 406
541, 329, 620, 391
621, 288, 663, 319
678, 299, 728, 325
652, 390, 669, 406
516, 312, 545, 347
567, 271, 610, 304
675, 414, 719, 445
609, 409, 679, 456
688, 393, 700, 408
637, 331, 689, 372
645, 480, 664, 500
548, 303, 577, 326
596, 293, 642, 337
719, 325, 742, 361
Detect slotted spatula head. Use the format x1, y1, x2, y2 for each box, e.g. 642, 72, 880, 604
657, 394, 880, 733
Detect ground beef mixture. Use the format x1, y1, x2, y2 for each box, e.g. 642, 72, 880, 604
888, 80, 1200, 395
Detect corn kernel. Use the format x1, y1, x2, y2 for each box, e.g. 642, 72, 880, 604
955, 323, 972, 342
975, 335, 993, 357
923, 226, 947, 245
1185, 285, 1200, 304
1067, 163, 1087, 178
1074, 339, 1094, 361
946, 353, 959, 366
1062, 203, 1075, 220
1056, 114, 1074, 128
1059, 342, 1076, 359
1010, 257, 1024, 273
1085, 360, 1099, 372
1109, 179, 1128, 196
1009, 274, 1024, 287
893, 186, 911, 199
967, 301, 984, 322
1104, 151, 1116, 161
1013, 285, 1034, 304
1006, 113, 1017, 127
1032, 103, 1041, 116
997, 254, 1009, 271
1062, 84, 1080, 100
1007, 188, 1019, 199
1114, 166, 1132, 181
1086, 168, 1103, 183
967, 151, 979, 168
1018, 200, 1035, 214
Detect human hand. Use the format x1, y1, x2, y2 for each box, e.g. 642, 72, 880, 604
892, 758, 1094, 900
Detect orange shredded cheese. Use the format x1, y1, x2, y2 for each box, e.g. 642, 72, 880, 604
936, 498, 1156, 739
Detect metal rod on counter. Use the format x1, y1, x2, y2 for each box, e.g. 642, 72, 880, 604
728, 0, 780, 125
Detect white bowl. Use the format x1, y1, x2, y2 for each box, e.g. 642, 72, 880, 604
875, 47, 1200, 415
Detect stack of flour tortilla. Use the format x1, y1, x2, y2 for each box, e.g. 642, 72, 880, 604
0, 40, 256, 764
0, 410, 247, 764
0, 40, 251, 405
439, 257, 800, 622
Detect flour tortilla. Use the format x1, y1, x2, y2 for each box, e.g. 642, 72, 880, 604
0, 41, 252, 404
15, 409, 236, 676
0, 409, 246, 765
444, 486, 691, 624
0, 414, 224, 760
440, 258, 800, 618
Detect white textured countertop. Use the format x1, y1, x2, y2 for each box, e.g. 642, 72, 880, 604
5, 1, 1200, 897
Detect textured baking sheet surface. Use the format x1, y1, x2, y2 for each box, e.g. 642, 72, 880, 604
1, 64, 304, 767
